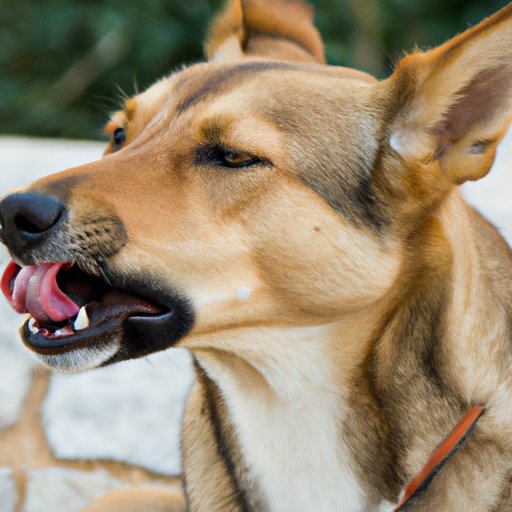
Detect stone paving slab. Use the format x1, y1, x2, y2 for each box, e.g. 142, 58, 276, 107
43, 350, 193, 475
23, 468, 124, 512
0, 468, 17, 512
0, 307, 34, 429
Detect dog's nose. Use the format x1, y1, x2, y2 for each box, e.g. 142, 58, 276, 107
0, 193, 66, 251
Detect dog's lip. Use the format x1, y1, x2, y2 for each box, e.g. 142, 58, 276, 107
3, 258, 194, 362
21, 310, 175, 355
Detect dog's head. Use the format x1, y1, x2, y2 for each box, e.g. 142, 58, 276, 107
1, 0, 512, 372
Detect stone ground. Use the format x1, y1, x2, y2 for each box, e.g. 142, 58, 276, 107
0, 132, 511, 511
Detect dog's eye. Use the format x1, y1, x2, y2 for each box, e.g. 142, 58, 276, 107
197, 146, 261, 169
112, 127, 126, 152
221, 150, 259, 168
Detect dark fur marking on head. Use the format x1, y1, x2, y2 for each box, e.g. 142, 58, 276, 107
260, 94, 390, 232
298, 158, 387, 232
175, 61, 293, 114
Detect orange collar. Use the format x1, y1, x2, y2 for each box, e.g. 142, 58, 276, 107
393, 405, 485, 511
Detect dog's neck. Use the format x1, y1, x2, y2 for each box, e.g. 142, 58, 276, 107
191, 295, 412, 511
346, 190, 512, 507
193, 318, 380, 511
437, 191, 511, 409
190, 190, 510, 510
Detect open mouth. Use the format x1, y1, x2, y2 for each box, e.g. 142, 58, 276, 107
0, 260, 191, 360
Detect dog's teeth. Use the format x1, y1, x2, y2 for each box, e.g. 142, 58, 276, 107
54, 325, 75, 337
28, 317, 39, 334
73, 306, 90, 331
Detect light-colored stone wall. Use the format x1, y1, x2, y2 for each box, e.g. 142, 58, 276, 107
0, 131, 511, 511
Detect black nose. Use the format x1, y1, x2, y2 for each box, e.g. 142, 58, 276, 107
0, 193, 66, 253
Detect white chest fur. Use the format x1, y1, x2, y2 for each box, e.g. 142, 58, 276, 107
195, 327, 365, 512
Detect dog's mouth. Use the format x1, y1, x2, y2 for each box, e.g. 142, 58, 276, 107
0, 260, 192, 362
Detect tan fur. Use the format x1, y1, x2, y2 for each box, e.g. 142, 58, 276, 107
204, 0, 325, 63
4, 1, 512, 511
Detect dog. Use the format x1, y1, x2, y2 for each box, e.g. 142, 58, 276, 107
1, 0, 512, 510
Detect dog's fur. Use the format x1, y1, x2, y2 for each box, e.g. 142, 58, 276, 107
3, 1, 512, 510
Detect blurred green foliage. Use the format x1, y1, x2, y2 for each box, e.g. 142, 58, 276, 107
0, 0, 508, 140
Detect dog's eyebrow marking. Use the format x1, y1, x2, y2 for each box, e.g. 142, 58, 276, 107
175, 61, 293, 114
199, 118, 230, 144
104, 98, 137, 135
124, 98, 137, 121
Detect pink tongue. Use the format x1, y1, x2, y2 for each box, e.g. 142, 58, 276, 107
13, 263, 79, 323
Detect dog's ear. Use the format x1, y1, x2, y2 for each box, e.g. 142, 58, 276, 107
204, 0, 325, 64
388, 4, 512, 184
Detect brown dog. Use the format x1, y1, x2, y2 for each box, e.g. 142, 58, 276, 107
1, 1, 512, 510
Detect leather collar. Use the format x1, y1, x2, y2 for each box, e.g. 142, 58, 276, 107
393, 405, 485, 511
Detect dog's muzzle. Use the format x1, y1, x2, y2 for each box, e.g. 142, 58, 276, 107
0, 191, 195, 369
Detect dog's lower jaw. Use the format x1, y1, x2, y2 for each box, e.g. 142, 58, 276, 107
34, 339, 120, 373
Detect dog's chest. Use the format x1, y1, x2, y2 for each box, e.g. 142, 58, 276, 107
198, 354, 365, 512
231, 395, 364, 511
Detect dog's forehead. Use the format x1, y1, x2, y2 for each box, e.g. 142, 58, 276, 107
125, 61, 376, 125
172, 61, 376, 114
173, 61, 299, 114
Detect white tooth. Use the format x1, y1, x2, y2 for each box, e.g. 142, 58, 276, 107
28, 317, 39, 334
73, 306, 90, 331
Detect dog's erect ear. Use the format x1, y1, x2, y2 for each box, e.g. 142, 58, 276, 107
204, 0, 325, 64
388, 4, 512, 184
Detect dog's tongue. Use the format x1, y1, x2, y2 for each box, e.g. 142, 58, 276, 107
1, 261, 79, 323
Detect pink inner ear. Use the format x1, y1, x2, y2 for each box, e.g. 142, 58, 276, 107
433, 65, 512, 156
